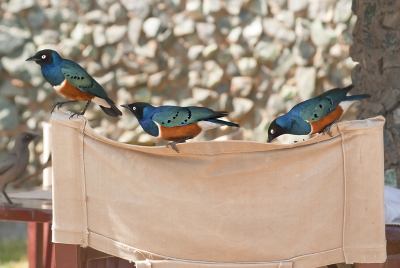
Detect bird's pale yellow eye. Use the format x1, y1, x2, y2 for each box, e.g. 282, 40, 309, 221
132, 107, 136, 110
270, 129, 275, 134
41, 55, 46, 59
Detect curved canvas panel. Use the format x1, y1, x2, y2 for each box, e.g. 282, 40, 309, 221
51, 110, 386, 268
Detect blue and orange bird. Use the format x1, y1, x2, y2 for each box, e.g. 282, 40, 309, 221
267, 85, 371, 142
121, 102, 240, 152
26, 49, 122, 118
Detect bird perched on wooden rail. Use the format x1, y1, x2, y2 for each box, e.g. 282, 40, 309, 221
267, 85, 371, 143
0, 133, 39, 205
26, 49, 122, 118
121, 102, 240, 152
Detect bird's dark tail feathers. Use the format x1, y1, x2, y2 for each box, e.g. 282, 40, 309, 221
100, 98, 122, 117
343, 94, 371, 101
205, 111, 239, 127
205, 118, 240, 127
342, 84, 354, 93
210, 111, 229, 118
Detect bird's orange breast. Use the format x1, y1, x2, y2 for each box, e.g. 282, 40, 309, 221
159, 123, 202, 141
309, 105, 344, 134
54, 79, 94, 101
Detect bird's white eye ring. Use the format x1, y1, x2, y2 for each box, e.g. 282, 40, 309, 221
270, 129, 275, 134
41, 55, 46, 59
132, 107, 136, 110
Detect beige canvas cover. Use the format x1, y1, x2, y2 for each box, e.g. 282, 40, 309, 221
51, 110, 386, 268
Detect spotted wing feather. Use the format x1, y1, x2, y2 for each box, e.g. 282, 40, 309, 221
60, 60, 108, 99
152, 106, 218, 127
299, 86, 352, 122
299, 98, 337, 122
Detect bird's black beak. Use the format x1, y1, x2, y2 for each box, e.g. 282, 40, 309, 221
26, 133, 41, 143
267, 134, 275, 143
30, 134, 41, 141
26, 56, 39, 61
120, 104, 131, 110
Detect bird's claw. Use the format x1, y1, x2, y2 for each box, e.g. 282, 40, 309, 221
68, 112, 83, 119
166, 137, 190, 153
51, 102, 63, 114
166, 142, 180, 153
325, 128, 333, 137
322, 127, 333, 137
322, 121, 337, 137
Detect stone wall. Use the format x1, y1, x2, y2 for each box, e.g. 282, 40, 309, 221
0, 0, 355, 181
351, 0, 399, 188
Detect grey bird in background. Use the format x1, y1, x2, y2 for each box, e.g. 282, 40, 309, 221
0, 132, 39, 205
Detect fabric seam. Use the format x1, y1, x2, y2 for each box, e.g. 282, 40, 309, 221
338, 124, 348, 263
88, 230, 344, 265
79, 119, 89, 247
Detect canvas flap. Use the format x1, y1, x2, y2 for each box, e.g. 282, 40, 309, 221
134, 260, 293, 268
51, 110, 386, 268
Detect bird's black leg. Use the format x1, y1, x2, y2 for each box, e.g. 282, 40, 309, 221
166, 137, 191, 153
51, 100, 78, 114
322, 120, 338, 137
1, 183, 22, 206
69, 100, 91, 119
1, 183, 13, 205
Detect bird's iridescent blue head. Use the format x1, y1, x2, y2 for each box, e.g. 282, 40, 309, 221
267, 118, 287, 143
120, 102, 151, 120
26, 49, 61, 67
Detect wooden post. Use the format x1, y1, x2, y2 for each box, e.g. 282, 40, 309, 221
43, 222, 53, 268
54, 244, 85, 268
28, 222, 43, 268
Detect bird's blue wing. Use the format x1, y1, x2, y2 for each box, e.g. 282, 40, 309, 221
299, 87, 349, 122
0, 153, 16, 175
60, 60, 108, 99
152, 106, 216, 127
